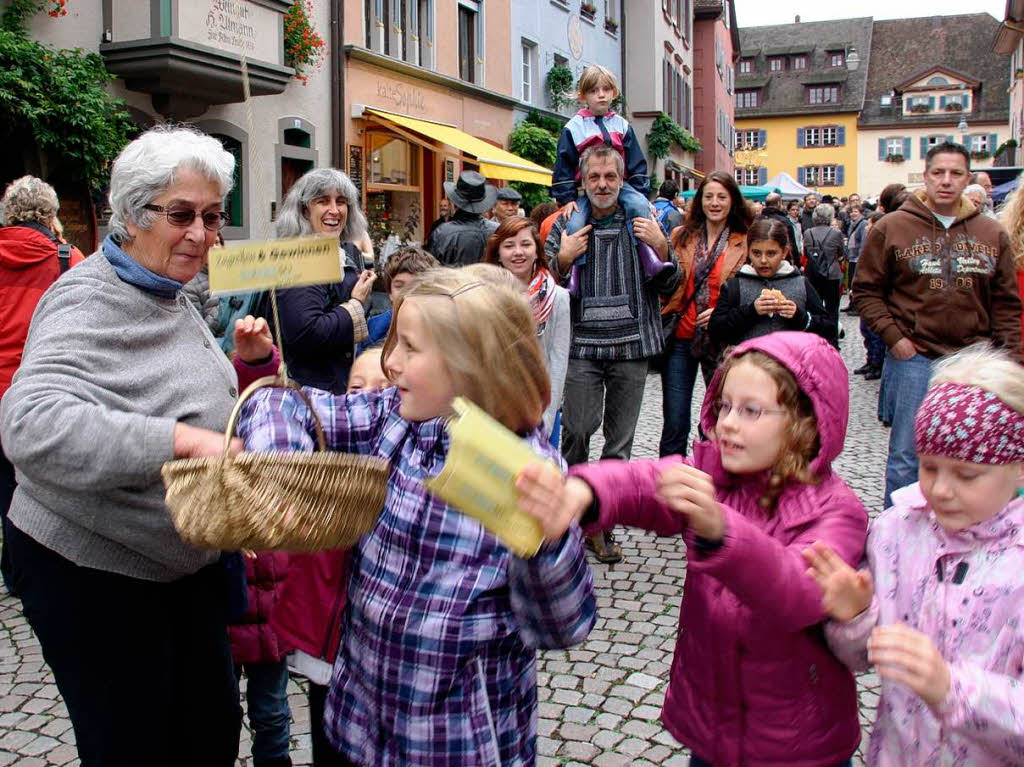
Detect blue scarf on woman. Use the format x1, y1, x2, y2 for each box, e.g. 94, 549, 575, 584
102, 234, 184, 298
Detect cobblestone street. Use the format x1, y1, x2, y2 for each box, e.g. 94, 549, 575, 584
0, 314, 887, 766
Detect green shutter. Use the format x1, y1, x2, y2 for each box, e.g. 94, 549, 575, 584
920, 137, 929, 158
878, 138, 887, 160
903, 137, 911, 158
989, 133, 999, 154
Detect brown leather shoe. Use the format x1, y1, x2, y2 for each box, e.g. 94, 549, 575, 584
585, 531, 623, 564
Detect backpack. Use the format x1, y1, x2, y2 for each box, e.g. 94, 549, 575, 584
804, 229, 833, 281
653, 199, 678, 237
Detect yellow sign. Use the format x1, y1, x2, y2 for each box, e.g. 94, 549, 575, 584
208, 235, 342, 295
424, 397, 558, 558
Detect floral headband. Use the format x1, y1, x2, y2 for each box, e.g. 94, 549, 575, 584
915, 382, 1024, 465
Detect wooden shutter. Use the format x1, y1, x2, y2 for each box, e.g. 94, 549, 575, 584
920, 137, 929, 158
928, 96, 936, 110
758, 129, 767, 147
878, 138, 887, 160
798, 167, 806, 184
837, 126, 845, 146
798, 128, 806, 147
837, 165, 844, 186
989, 133, 999, 153
758, 167, 767, 185
903, 137, 912, 158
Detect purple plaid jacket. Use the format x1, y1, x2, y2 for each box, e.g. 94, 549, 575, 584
239, 386, 596, 766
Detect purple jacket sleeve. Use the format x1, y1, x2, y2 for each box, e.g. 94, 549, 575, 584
509, 525, 596, 650
569, 456, 689, 538
689, 487, 868, 633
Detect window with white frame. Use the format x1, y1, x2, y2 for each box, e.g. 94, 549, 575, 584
970, 134, 989, 153
736, 89, 758, 108
734, 167, 762, 185
520, 41, 535, 103
886, 137, 905, 157
739, 58, 752, 74
821, 126, 837, 146
820, 165, 837, 184
804, 165, 819, 185
807, 85, 839, 104
804, 127, 820, 146
792, 55, 807, 69
457, 1, 481, 84
828, 51, 844, 67
768, 57, 784, 72
803, 165, 838, 185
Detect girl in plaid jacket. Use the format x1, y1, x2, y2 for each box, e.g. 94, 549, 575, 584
238, 268, 595, 766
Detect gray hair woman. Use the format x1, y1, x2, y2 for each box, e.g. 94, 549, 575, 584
803, 201, 845, 345
269, 167, 376, 393
0, 125, 252, 765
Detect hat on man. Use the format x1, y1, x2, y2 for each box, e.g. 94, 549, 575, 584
444, 171, 497, 215
496, 187, 522, 202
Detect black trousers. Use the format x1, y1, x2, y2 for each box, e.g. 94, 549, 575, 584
0, 447, 16, 593
809, 274, 842, 348
6, 522, 242, 767
309, 682, 358, 767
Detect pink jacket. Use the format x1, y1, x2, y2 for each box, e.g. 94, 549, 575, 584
570, 332, 868, 767
826, 484, 1024, 767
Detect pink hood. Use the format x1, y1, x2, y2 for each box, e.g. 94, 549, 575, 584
700, 331, 849, 477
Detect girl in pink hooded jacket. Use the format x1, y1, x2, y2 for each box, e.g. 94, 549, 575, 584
518, 331, 869, 767
804, 343, 1024, 767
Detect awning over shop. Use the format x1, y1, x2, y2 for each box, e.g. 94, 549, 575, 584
361, 108, 553, 185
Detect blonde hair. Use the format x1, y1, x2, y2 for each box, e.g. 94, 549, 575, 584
929, 343, 1024, 416
577, 65, 619, 98
461, 262, 524, 293
999, 178, 1024, 269
713, 350, 821, 511
381, 267, 549, 432
1, 176, 58, 227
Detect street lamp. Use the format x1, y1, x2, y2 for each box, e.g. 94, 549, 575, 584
957, 117, 969, 149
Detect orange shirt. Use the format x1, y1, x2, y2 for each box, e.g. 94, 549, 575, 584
676, 257, 726, 339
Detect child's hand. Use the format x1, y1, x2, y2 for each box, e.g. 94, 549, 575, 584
753, 295, 779, 316
515, 464, 593, 542
869, 623, 951, 707
777, 299, 798, 319
801, 541, 873, 622
655, 464, 724, 541
562, 200, 579, 217
233, 315, 273, 364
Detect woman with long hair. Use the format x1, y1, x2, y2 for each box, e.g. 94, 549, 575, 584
998, 177, 1024, 351
658, 171, 753, 458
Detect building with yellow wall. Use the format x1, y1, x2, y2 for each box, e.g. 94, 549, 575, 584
733, 17, 872, 197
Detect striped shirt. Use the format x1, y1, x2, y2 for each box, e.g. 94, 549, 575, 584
545, 210, 680, 361
239, 386, 596, 766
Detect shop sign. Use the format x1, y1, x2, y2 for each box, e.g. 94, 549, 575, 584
375, 80, 428, 115
178, 0, 282, 65
208, 235, 341, 294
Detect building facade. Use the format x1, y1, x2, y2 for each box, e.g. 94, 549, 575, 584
733, 17, 872, 197
623, 0, 700, 190
509, 0, 623, 124
692, 0, 738, 175
858, 14, 1010, 196
995, 1, 1024, 167
11, 0, 333, 252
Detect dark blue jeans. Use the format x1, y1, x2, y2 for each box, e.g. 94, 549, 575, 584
236, 659, 292, 765
659, 338, 715, 457
690, 757, 851, 767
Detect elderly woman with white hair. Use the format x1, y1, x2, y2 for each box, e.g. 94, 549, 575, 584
0, 126, 262, 766
802, 201, 846, 346
271, 167, 376, 393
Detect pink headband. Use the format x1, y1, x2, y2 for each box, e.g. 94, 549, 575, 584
915, 382, 1024, 465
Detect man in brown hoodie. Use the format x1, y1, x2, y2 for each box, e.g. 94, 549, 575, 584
854, 141, 1022, 507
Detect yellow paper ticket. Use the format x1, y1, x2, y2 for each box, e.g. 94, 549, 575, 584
424, 397, 558, 558
208, 235, 341, 295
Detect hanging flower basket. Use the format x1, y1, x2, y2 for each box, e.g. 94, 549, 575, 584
580, 2, 597, 19
908, 103, 931, 114
943, 102, 963, 112
970, 150, 991, 161
885, 154, 904, 164
46, 0, 68, 16
284, 0, 326, 85
605, 18, 619, 33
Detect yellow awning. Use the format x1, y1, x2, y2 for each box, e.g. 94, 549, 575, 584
363, 108, 553, 186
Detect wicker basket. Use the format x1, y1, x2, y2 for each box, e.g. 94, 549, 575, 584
162, 376, 389, 551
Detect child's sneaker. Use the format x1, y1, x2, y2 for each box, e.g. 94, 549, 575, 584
637, 241, 673, 281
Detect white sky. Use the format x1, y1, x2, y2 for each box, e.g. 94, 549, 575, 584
734, 0, 1004, 28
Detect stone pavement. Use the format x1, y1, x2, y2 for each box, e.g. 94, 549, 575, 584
0, 313, 886, 766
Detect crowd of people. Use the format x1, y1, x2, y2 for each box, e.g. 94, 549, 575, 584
0, 61, 1020, 767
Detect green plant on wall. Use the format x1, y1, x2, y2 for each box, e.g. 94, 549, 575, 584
0, 0, 136, 190
546, 64, 576, 110
646, 113, 702, 160
507, 120, 559, 212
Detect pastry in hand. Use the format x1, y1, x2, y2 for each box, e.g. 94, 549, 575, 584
760, 288, 785, 302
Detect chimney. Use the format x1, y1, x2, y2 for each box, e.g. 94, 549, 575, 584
795, 14, 800, 22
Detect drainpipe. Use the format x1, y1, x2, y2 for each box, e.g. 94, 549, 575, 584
619, 0, 627, 117
330, 0, 345, 168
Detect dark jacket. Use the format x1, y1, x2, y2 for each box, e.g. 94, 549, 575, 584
799, 209, 815, 233
274, 242, 364, 394
760, 208, 800, 260
426, 211, 497, 266
0, 222, 84, 398
853, 190, 1022, 359
228, 551, 291, 665
709, 262, 836, 347
552, 109, 649, 205
803, 225, 845, 281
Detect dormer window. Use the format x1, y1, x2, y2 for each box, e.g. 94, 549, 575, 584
739, 58, 752, 74
735, 89, 759, 108
828, 51, 844, 68
807, 85, 839, 104
791, 56, 807, 70
768, 57, 785, 72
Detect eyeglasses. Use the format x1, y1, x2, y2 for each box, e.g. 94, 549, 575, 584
143, 204, 229, 231
714, 400, 787, 422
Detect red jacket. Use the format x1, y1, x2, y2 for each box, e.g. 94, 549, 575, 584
269, 551, 351, 664
571, 332, 868, 767
228, 551, 291, 665
0, 224, 84, 397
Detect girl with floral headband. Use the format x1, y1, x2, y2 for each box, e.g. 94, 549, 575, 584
803, 343, 1024, 767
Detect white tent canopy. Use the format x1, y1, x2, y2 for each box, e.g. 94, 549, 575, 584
767, 172, 815, 200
